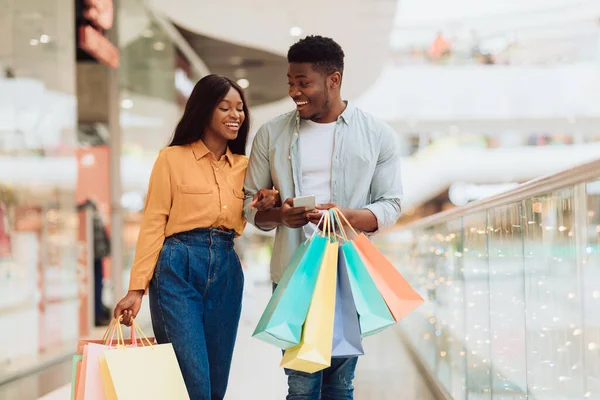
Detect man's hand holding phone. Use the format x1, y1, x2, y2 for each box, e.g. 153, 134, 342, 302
280, 195, 316, 229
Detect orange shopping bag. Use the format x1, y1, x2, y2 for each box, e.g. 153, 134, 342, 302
334, 209, 424, 322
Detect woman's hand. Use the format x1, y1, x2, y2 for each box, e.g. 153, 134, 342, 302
250, 189, 281, 212
113, 290, 144, 326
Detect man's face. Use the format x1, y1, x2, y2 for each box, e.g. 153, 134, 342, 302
287, 62, 330, 121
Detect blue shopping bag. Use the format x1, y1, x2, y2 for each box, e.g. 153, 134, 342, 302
331, 245, 364, 358
253, 234, 328, 349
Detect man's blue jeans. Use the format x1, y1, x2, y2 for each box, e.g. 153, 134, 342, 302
149, 228, 244, 400
273, 283, 358, 399
286, 357, 358, 400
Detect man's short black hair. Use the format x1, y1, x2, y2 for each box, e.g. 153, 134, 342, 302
287, 35, 345, 76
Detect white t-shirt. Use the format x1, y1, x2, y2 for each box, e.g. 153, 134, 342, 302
298, 119, 336, 238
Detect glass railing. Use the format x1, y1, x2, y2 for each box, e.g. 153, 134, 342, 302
376, 159, 600, 399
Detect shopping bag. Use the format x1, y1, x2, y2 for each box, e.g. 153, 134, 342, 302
71, 355, 83, 400
79, 343, 114, 400
253, 214, 329, 349
281, 213, 338, 373
76, 320, 119, 400
331, 245, 364, 358
76, 319, 155, 400
99, 321, 189, 400
337, 209, 424, 322
331, 210, 395, 337
354, 235, 424, 321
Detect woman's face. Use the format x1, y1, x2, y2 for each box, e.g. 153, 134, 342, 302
205, 87, 245, 142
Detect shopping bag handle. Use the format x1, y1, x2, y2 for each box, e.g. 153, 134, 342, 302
132, 319, 154, 348
102, 318, 138, 346
309, 211, 328, 241
324, 210, 331, 240
102, 318, 123, 346
324, 211, 344, 242
327, 208, 348, 242
323, 210, 340, 242
331, 208, 359, 238
110, 317, 153, 350
108, 315, 125, 348
330, 208, 349, 242
101, 319, 117, 343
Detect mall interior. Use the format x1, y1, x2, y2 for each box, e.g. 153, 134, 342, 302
1, 0, 600, 399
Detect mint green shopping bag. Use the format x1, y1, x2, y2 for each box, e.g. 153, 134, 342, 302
253, 222, 329, 349
71, 354, 83, 400
341, 242, 395, 336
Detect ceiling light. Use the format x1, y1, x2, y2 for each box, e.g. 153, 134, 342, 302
229, 56, 243, 66
234, 68, 247, 79
237, 79, 250, 89
121, 99, 134, 109
30, 39, 39, 46
289, 26, 303, 37
40, 34, 51, 44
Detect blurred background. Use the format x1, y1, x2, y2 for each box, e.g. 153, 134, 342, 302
0, 0, 599, 398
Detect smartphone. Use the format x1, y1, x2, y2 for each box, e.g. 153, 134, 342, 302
293, 195, 316, 210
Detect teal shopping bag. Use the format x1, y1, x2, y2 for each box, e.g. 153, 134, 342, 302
253, 235, 328, 349
341, 242, 395, 337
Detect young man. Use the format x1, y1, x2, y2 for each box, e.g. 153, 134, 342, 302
244, 35, 403, 399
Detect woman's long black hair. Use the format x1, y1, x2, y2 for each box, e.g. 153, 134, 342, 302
169, 74, 250, 155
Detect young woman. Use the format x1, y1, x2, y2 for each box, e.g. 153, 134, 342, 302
113, 74, 278, 399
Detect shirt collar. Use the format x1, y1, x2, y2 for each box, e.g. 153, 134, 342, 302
190, 140, 234, 166
338, 101, 354, 124
293, 101, 354, 128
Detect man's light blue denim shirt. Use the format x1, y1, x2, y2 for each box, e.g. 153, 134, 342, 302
244, 102, 403, 283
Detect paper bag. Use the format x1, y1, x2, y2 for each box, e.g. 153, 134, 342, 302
253, 235, 328, 349
281, 236, 339, 373
331, 246, 364, 358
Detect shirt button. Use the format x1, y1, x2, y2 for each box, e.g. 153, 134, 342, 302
294, 132, 298, 136
223, 205, 227, 209
215, 168, 219, 171
288, 156, 291, 160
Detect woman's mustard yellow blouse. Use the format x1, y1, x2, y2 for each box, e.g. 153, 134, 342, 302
128, 140, 248, 291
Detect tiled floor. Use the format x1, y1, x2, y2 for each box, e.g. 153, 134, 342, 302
4, 276, 435, 399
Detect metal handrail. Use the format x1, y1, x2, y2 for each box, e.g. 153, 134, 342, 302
399, 158, 600, 230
